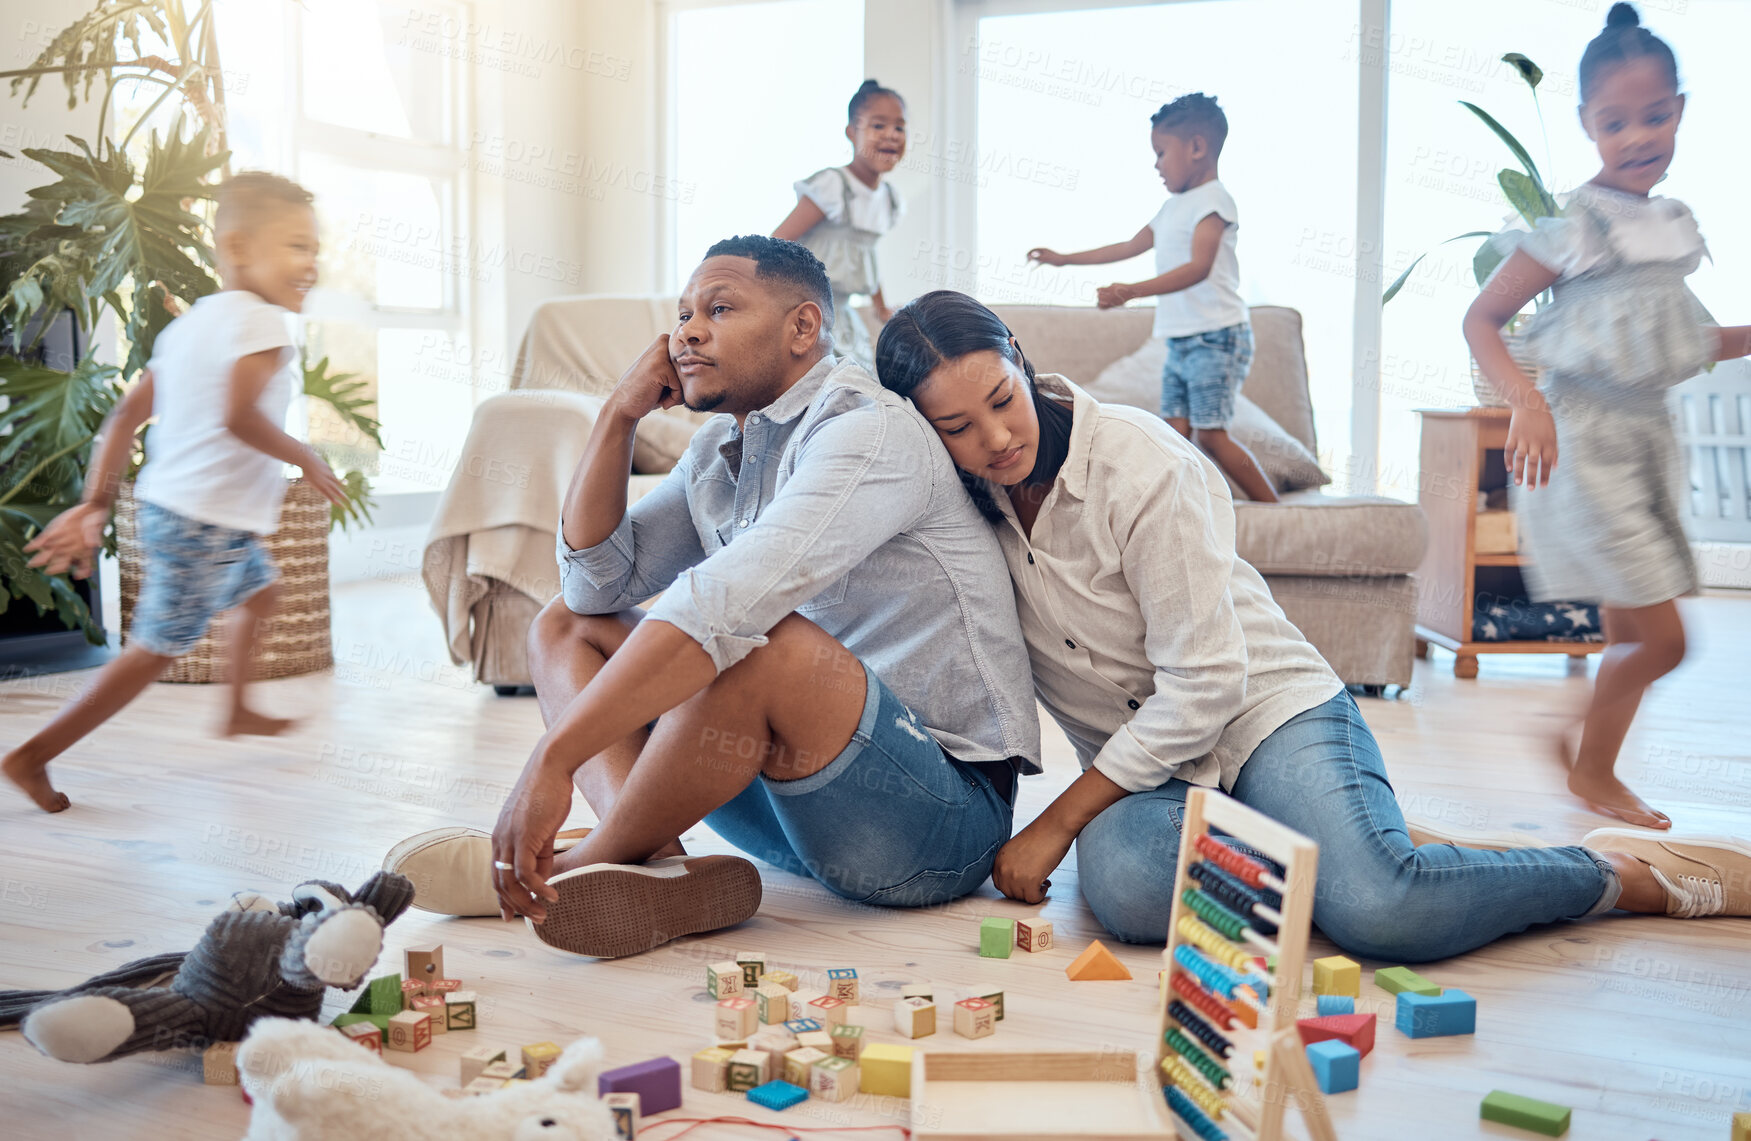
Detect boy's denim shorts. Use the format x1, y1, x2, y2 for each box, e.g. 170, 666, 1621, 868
704, 659, 1016, 908
131, 501, 278, 657
1160, 321, 1254, 429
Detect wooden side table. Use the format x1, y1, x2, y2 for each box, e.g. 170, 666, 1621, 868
1414, 408, 1600, 678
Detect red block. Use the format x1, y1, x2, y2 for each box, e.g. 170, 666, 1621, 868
1296, 1013, 1376, 1058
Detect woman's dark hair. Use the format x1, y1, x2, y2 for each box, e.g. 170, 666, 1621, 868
849, 79, 905, 124
1579, 3, 1679, 103
874, 290, 1074, 523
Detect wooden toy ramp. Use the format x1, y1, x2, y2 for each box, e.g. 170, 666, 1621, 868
1157, 787, 1339, 1141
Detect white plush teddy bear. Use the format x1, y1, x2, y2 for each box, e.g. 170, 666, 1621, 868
237, 1017, 619, 1141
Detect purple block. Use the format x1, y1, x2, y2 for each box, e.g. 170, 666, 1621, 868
598, 1056, 683, 1115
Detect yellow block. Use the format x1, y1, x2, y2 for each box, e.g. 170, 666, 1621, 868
1311, 955, 1360, 998
858, 1042, 914, 1098
1733, 1111, 1751, 1141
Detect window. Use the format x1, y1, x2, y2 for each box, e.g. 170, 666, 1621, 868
665, 0, 866, 288
1381, 0, 1751, 501
960, 0, 1360, 474
214, 0, 475, 495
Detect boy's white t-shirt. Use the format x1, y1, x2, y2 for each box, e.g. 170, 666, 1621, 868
1148, 179, 1247, 338
136, 290, 297, 535
793, 166, 905, 233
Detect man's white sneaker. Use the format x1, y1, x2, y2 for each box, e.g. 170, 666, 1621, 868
383, 826, 593, 917
1582, 829, 1751, 918
528, 854, 763, 959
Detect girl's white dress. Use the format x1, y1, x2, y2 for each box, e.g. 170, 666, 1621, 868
792, 166, 904, 368
1505, 182, 1716, 608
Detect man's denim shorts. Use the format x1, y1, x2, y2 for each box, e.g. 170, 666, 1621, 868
1160, 321, 1255, 429
704, 659, 1016, 907
131, 501, 278, 657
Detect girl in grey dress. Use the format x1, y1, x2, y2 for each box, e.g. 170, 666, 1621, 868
1464, 3, 1751, 830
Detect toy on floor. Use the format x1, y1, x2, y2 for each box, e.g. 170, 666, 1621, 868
1481, 1090, 1571, 1137
1311, 955, 1360, 998
1373, 965, 1440, 996
1156, 788, 1339, 1141
1395, 989, 1475, 1038
598, 1056, 682, 1115
601, 1091, 640, 1138
1296, 1012, 1376, 1058
1304, 1040, 1359, 1094
1315, 995, 1353, 1016
747, 1079, 809, 1111
978, 917, 1015, 958
1065, 940, 1131, 980
2, 873, 414, 1066
236, 1017, 618, 1140
1015, 919, 1053, 952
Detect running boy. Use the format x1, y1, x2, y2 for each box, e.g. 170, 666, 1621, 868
4, 172, 347, 813
1028, 92, 1278, 502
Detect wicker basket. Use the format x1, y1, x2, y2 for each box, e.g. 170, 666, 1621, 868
114, 479, 334, 683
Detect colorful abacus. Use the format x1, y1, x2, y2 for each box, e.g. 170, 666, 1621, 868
1156, 788, 1340, 1141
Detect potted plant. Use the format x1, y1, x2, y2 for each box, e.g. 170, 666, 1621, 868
0, 0, 376, 679
1382, 53, 1559, 406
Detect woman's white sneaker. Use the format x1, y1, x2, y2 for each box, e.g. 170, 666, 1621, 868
1582, 829, 1751, 917
383, 826, 594, 917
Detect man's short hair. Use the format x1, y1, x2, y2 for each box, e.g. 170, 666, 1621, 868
701, 235, 834, 327
215, 171, 314, 235
1150, 92, 1228, 157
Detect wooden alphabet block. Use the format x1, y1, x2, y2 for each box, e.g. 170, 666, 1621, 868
445, 990, 478, 1030
603, 1092, 641, 1139
782, 1017, 822, 1035
735, 951, 766, 988
716, 996, 759, 1040
857, 1043, 913, 1098
386, 1010, 432, 1053
727, 1048, 770, 1092
825, 967, 860, 1005
428, 978, 463, 997
400, 978, 427, 1007
460, 1045, 506, 1085
900, 983, 933, 1003
977, 989, 1005, 1021
953, 997, 996, 1039
828, 1023, 866, 1060
464, 1076, 508, 1094
754, 984, 790, 1025
892, 996, 936, 1039
521, 1040, 562, 1077
763, 969, 799, 992
706, 960, 744, 999
1733, 1111, 1751, 1141
202, 1041, 239, 1085
809, 1055, 858, 1102
978, 916, 1015, 958
804, 994, 846, 1028
1312, 955, 1361, 997
784, 1045, 830, 1086
337, 1021, 383, 1053
795, 1030, 834, 1054
1015, 919, 1053, 952
481, 1060, 527, 1082
411, 994, 448, 1034
691, 1046, 734, 1093
404, 945, 445, 985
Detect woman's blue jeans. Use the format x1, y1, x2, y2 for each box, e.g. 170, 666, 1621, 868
1075, 692, 1620, 962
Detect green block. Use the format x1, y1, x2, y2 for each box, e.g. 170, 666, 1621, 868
331, 1013, 390, 1040
366, 973, 405, 1015
1481, 1090, 1570, 1136
978, 917, 1014, 958
1374, 966, 1441, 997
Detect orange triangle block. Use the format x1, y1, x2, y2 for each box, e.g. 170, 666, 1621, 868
1065, 940, 1132, 981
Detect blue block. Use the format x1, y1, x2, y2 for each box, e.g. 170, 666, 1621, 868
783, 1018, 822, 1035
1396, 988, 1476, 1038
1317, 995, 1355, 1016
1305, 1040, 1360, 1094
747, 1079, 809, 1110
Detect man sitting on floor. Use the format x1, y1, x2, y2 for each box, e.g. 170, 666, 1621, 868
386, 235, 1040, 956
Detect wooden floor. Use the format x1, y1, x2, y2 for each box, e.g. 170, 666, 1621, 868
3, 577, 1748, 1140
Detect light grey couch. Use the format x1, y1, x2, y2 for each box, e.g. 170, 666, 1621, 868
431, 298, 1427, 690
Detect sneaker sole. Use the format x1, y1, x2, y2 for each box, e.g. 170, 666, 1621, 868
1581, 829, 1751, 862
527, 855, 763, 959
384, 826, 595, 917
1405, 818, 1541, 852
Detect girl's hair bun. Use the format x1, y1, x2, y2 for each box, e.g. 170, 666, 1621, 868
858, 79, 881, 92
1606, 2, 1640, 29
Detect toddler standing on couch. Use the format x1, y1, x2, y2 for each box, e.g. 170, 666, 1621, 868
5, 172, 347, 814
1029, 92, 1277, 502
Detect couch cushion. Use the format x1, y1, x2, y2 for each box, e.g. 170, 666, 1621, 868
1236, 492, 1428, 577
1245, 307, 1319, 453
988, 304, 1156, 386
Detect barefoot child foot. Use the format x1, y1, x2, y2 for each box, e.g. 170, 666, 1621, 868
224, 709, 295, 738
1557, 724, 1672, 829
3, 749, 71, 813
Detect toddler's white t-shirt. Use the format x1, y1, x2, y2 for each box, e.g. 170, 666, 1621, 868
794, 166, 905, 233
136, 290, 297, 534
1148, 179, 1247, 338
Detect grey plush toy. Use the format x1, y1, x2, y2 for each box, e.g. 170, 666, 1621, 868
0, 871, 414, 1064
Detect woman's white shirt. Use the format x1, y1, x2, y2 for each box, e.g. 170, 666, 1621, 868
991, 375, 1343, 794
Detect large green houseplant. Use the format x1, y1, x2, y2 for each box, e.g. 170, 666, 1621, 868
0, 0, 376, 645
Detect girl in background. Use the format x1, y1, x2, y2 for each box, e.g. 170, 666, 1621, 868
774, 79, 907, 368
1463, 2, 1751, 830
